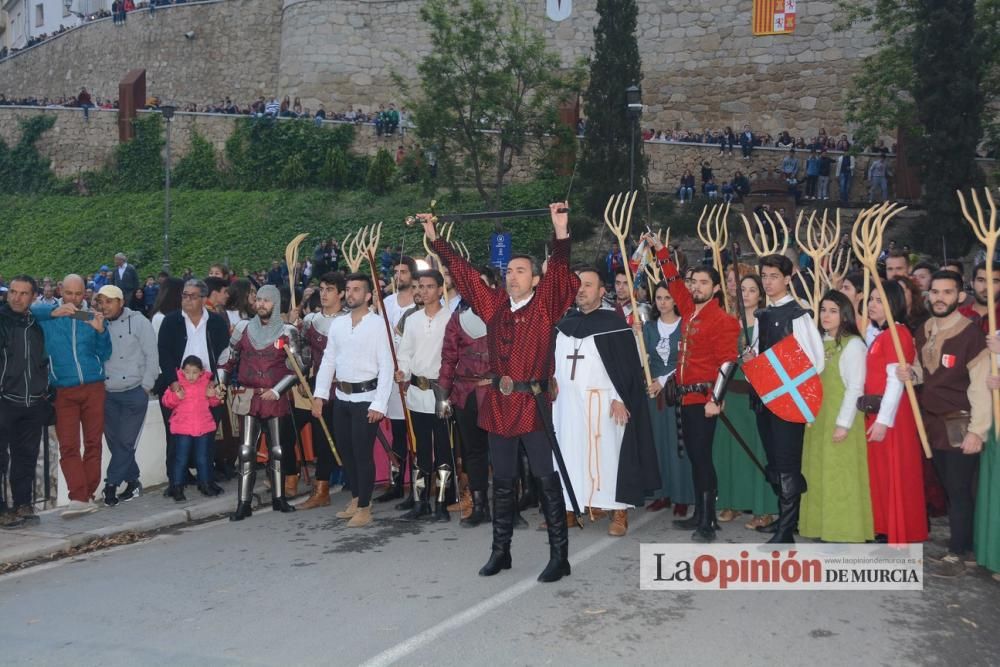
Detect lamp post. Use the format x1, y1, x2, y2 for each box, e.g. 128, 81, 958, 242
625, 84, 643, 192
160, 105, 176, 274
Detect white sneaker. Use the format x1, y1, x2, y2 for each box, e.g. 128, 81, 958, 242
62, 500, 98, 518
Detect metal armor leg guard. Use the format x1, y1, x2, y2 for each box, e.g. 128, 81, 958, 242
267, 418, 295, 512
433, 464, 453, 522
238, 416, 261, 504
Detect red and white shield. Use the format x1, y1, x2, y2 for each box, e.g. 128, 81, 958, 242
743, 335, 823, 424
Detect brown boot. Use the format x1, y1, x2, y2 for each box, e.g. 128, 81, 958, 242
346, 505, 372, 527
336, 497, 358, 519
587, 507, 608, 522
284, 474, 300, 499
299, 481, 331, 510
608, 509, 628, 537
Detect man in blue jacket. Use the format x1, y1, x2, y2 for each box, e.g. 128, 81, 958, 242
32, 274, 111, 518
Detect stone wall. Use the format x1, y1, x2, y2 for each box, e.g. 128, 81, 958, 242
0, 0, 881, 139
0, 0, 282, 107
0, 106, 956, 206
279, 0, 881, 138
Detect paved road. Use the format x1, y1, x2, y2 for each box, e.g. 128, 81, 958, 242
1, 491, 998, 666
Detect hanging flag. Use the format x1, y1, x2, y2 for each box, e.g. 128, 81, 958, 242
546, 0, 572, 22
752, 0, 797, 36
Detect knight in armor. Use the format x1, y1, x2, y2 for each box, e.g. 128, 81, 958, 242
395, 270, 455, 522
751, 254, 825, 543
217, 285, 308, 521
298, 272, 348, 510
646, 233, 740, 543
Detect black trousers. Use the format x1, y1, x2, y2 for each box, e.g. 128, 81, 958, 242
755, 410, 806, 476
454, 393, 489, 492
390, 417, 411, 477
310, 399, 340, 481
332, 400, 379, 506
488, 431, 554, 480
680, 404, 718, 494
0, 400, 46, 508
410, 411, 452, 473
932, 447, 980, 554
160, 397, 176, 484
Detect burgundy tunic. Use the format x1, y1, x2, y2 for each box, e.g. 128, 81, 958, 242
433, 237, 579, 437
438, 309, 490, 410
222, 332, 294, 419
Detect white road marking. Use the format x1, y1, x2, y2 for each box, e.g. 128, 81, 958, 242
358, 509, 659, 667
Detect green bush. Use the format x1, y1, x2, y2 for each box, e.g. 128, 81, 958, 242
319, 147, 350, 189
173, 131, 222, 189
366, 148, 397, 195
109, 114, 165, 192
0, 115, 57, 193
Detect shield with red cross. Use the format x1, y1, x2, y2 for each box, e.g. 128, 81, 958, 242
743, 335, 823, 424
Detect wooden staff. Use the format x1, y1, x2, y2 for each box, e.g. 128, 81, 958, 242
604, 191, 652, 386
850, 212, 872, 337
740, 209, 789, 257
852, 202, 931, 459
284, 233, 309, 313
696, 203, 730, 311
284, 346, 342, 467
794, 209, 840, 320
957, 188, 1000, 436
359, 225, 418, 455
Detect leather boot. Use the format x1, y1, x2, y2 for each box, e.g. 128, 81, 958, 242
479, 479, 515, 576
336, 497, 359, 519
691, 491, 718, 543
374, 469, 405, 503
284, 474, 299, 499
767, 473, 806, 544
429, 464, 453, 522
299, 480, 331, 510
461, 490, 490, 527
608, 509, 628, 537
673, 487, 701, 530
229, 500, 253, 521
537, 472, 571, 583
517, 447, 539, 511
347, 505, 372, 527
400, 469, 431, 521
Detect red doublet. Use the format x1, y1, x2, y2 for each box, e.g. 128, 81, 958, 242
222, 333, 293, 419
433, 237, 579, 437
437, 311, 490, 410
657, 250, 739, 405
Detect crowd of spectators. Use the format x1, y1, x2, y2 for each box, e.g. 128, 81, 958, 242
642, 124, 894, 156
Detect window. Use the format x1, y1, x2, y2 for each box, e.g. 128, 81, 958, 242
35, 3, 44, 27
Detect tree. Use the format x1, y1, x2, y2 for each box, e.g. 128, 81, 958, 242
838, 0, 998, 253
579, 0, 646, 217
400, 0, 582, 210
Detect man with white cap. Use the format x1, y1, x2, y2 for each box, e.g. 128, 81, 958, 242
96, 285, 159, 506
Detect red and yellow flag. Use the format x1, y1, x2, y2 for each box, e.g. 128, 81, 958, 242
753, 0, 797, 36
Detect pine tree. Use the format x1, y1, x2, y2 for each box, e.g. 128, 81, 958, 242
911, 0, 984, 253
579, 0, 646, 216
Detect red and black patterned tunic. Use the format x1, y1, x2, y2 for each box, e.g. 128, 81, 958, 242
433, 237, 579, 437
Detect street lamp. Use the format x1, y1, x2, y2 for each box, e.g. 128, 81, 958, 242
160, 104, 176, 274
625, 84, 643, 192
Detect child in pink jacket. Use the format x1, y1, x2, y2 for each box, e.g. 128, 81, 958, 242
161, 356, 223, 501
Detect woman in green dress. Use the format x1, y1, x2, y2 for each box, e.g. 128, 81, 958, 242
641, 282, 695, 515
977, 335, 1000, 580
712, 273, 778, 529
799, 290, 874, 543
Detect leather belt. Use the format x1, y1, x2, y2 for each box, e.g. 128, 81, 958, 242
409, 374, 437, 391
489, 375, 548, 396
678, 383, 711, 396
728, 379, 751, 395
337, 378, 378, 394
457, 375, 492, 387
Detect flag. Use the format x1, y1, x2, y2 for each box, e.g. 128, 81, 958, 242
753, 0, 797, 36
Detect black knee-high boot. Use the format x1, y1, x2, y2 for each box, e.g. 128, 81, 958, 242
479, 478, 515, 576
537, 472, 571, 583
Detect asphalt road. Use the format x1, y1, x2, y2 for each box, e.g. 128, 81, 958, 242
1, 491, 998, 666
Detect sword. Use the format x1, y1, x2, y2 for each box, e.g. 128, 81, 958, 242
405, 207, 568, 225
374, 425, 402, 473
718, 411, 767, 478
530, 388, 584, 526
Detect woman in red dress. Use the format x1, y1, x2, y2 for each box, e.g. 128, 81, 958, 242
864, 280, 927, 544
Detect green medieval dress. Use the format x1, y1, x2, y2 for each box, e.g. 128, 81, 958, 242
799, 336, 874, 543
975, 431, 1000, 573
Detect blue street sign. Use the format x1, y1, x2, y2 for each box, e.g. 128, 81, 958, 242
490, 232, 512, 270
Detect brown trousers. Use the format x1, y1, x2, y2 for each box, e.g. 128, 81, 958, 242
55, 382, 106, 501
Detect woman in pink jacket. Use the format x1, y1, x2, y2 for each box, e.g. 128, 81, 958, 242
162, 356, 223, 501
